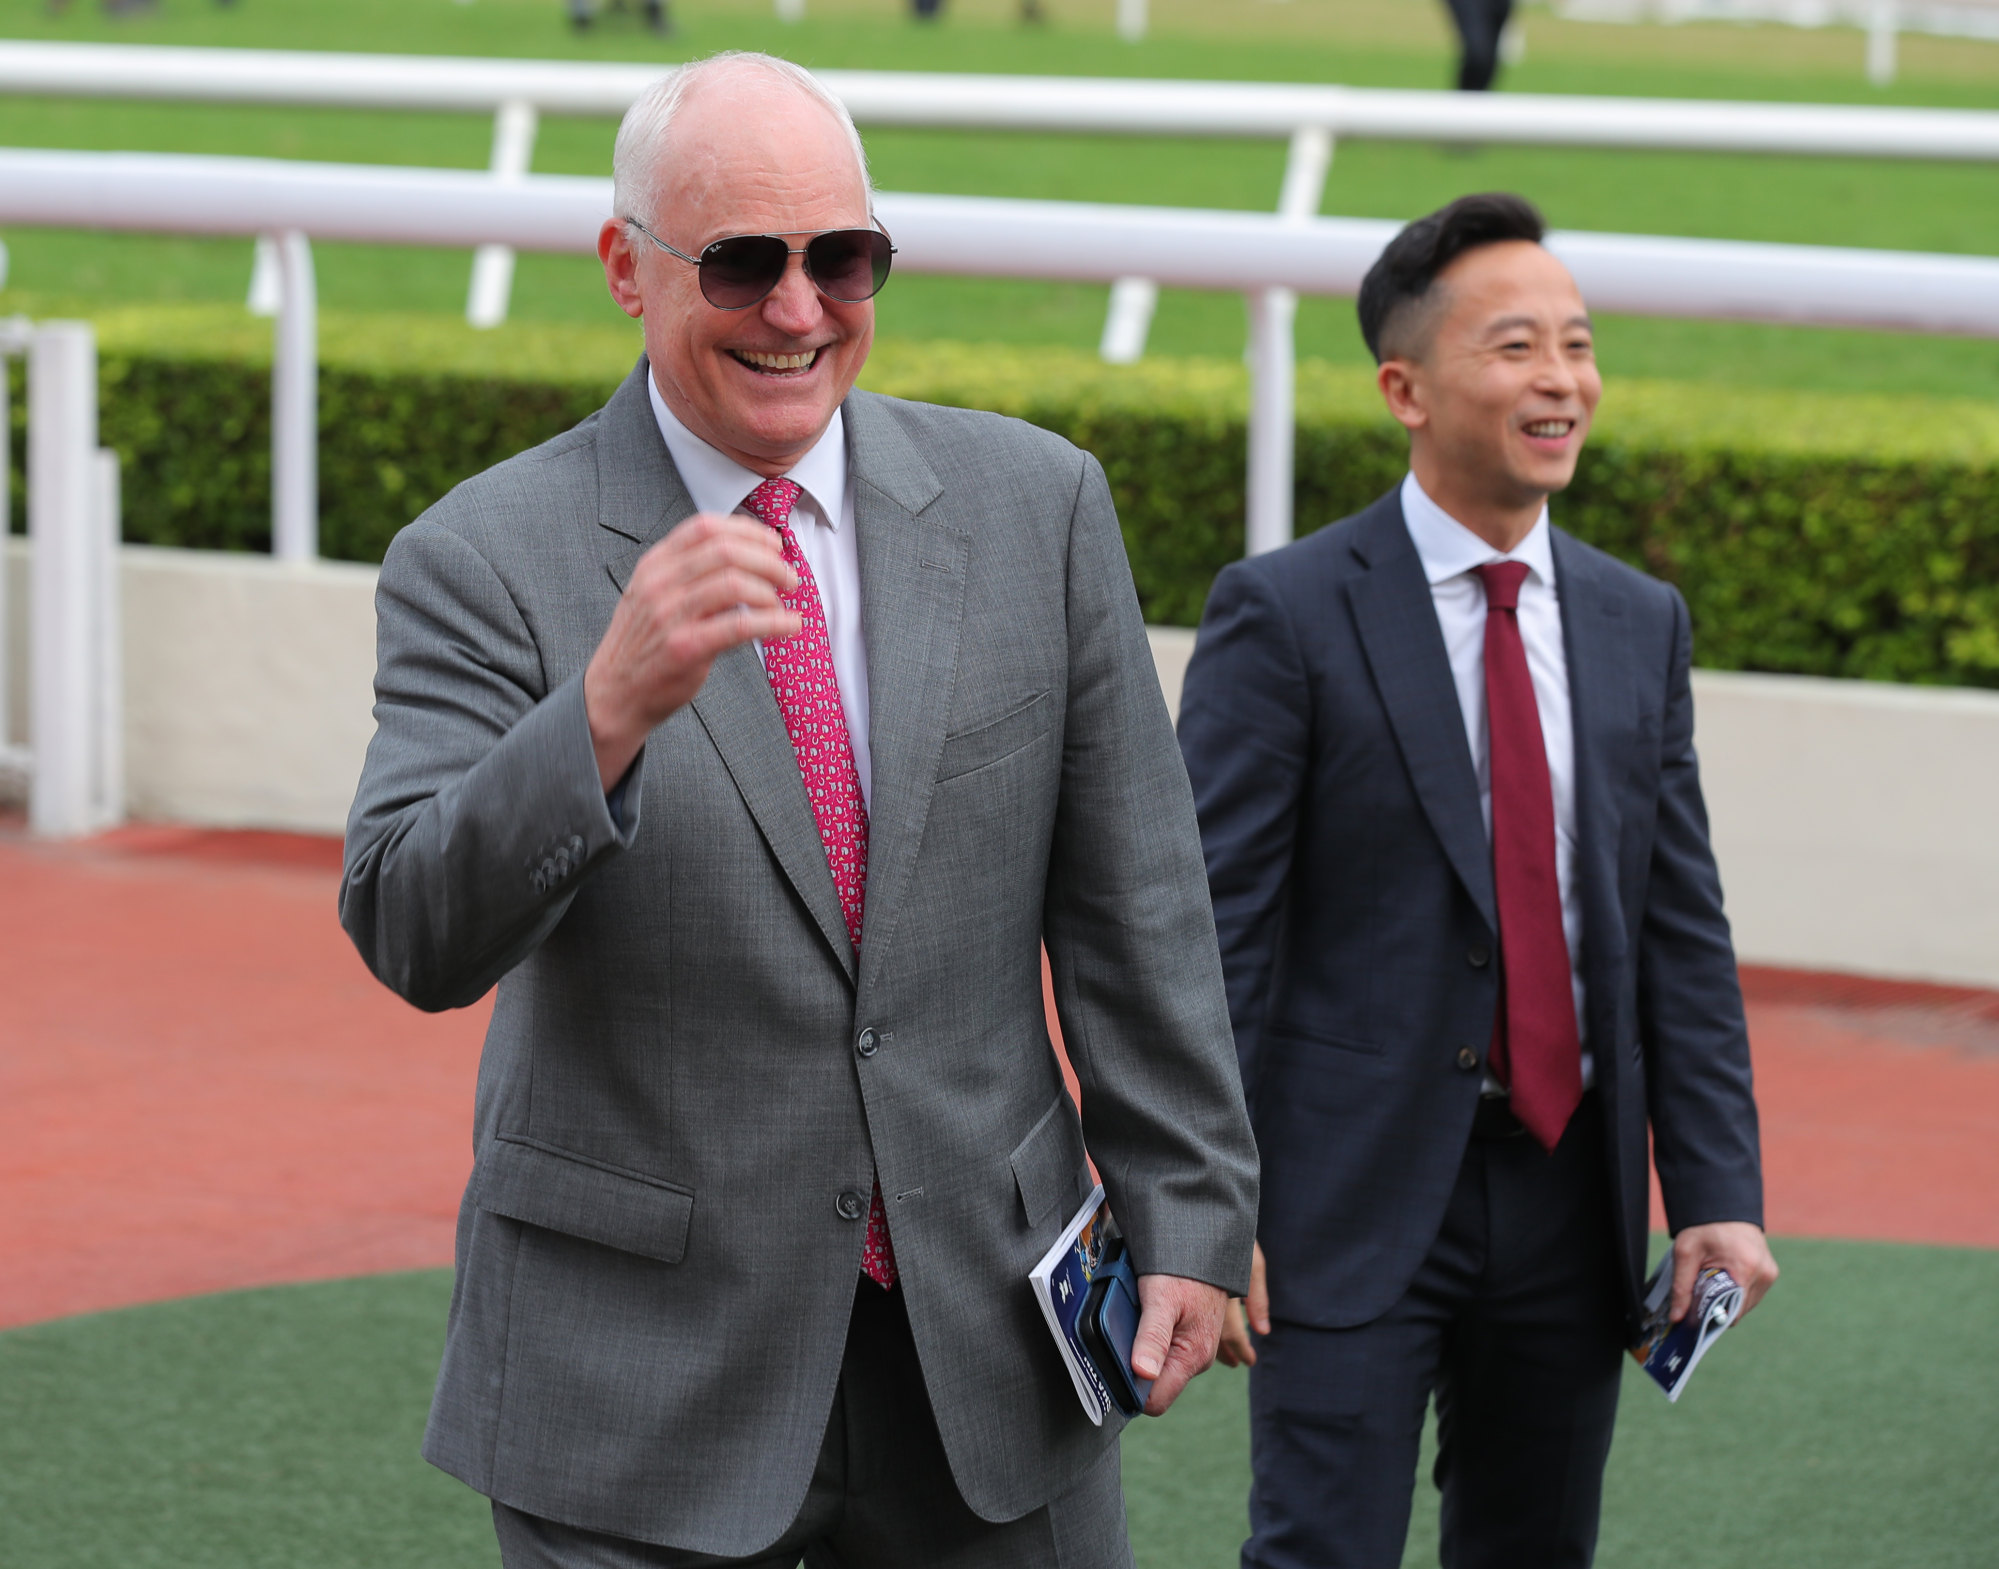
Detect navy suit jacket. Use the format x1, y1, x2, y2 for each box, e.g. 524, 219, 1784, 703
1178, 488, 1764, 1333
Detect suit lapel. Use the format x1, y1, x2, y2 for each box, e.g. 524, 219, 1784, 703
595, 360, 688, 591
1551, 528, 1633, 1007
842, 392, 965, 997
1346, 495, 1499, 935
596, 358, 857, 984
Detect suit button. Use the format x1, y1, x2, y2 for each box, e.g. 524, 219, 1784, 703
529, 872, 547, 894
568, 835, 585, 856
1456, 1046, 1480, 1072
856, 1027, 879, 1059
836, 1190, 866, 1221
1467, 945, 1491, 968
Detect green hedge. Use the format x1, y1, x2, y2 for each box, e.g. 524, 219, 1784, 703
14, 301, 1999, 687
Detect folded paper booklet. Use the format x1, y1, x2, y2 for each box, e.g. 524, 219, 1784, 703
1028, 1183, 1119, 1426
1630, 1258, 1743, 1403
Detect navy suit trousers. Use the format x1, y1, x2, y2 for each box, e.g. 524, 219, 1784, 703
1244, 1099, 1626, 1569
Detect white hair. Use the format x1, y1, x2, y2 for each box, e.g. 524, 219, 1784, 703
612, 52, 874, 231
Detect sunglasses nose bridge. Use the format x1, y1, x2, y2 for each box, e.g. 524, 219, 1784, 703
759, 250, 826, 324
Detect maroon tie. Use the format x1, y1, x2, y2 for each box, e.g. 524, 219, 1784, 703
741, 478, 897, 1289
1475, 561, 1582, 1152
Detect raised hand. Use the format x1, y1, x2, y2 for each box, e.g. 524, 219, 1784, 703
584, 511, 801, 787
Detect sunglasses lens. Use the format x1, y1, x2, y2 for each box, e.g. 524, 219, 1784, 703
805, 230, 893, 302
699, 235, 789, 309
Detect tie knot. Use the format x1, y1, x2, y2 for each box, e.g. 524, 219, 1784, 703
742, 477, 803, 533
1475, 559, 1531, 613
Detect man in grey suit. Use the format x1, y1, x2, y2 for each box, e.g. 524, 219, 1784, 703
340, 50, 1258, 1569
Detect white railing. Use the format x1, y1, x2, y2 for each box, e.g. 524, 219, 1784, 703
8, 43, 1999, 151
7, 44, 1999, 556
0, 319, 124, 837
5, 147, 1999, 563
1552, 0, 1999, 87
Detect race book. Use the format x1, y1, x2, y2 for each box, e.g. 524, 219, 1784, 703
1630, 1258, 1744, 1403
1028, 1184, 1120, 1426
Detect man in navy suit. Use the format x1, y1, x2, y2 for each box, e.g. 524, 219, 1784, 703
1178, 194, 1780, 1569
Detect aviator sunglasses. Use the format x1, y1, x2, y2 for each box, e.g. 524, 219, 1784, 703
625, 217, 897, 311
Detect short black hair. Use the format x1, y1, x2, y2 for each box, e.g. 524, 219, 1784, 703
1356, 193, 1546, 364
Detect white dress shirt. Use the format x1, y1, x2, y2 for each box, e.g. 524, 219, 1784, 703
1398, 472, 1591, 1083
649, 375, 872, 809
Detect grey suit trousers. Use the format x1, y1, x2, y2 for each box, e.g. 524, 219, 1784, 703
493, 1279, 1133, 1569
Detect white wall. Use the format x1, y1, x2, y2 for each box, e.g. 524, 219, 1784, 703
4, 539, 379, 834
1688, 670, 1999, 988
7, 544, 1997, 987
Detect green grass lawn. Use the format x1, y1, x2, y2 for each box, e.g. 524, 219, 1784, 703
2, 0, 1997, 399
1, 1237, 1994, 1568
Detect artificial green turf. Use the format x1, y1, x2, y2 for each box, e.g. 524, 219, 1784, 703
1, 1238, 1994, 1568
2, 0, 1997, 400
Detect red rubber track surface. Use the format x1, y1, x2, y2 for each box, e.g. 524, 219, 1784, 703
3, 823, 1995, 1330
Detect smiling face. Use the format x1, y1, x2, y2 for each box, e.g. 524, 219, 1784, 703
598, 69, 875, 477
1376, 239, 1601, 551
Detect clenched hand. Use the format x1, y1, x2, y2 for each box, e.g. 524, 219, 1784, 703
1217, 1240, 1268, 1369
1670, 1221, 1778, 1324
1132, 1273, 1228, 1416
584, 512, 801, 788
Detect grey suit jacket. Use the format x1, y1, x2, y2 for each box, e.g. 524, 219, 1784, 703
340, 361, 1258, 1555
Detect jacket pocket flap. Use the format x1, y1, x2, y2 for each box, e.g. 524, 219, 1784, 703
1010, 1090, 1089, 1228
938, 691, 1053, 782
479, 1135, 694, 1265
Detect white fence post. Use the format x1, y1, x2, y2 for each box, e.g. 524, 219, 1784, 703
467, 97, 539, 329
1116, 0, 1147, 41
1244, 289, 1297, 557
776, 0, 806, 20
27, 321, 121, 837
0, 317, 25, 790
1099, 277, 1159, 364
95, 445, 124, 827
1244, 126, 1334, 556
272, 228, 318, 562
247, 233, 281, 316
1866, 0, 1899, 86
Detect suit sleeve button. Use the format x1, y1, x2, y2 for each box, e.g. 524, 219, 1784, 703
856, 1027, 879, 1059
1456, 1046, 1480, 1072
836, 1190, 866, 1221
1467, 946, 1491, 968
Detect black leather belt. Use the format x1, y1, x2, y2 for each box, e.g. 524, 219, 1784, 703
1473, 1088, 1597, 1142
1472, 1094, 1529, 1140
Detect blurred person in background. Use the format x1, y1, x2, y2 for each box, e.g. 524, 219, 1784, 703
341, 48, 1257, 1569
1178, 193, 1778, 1569
1445, 0, 1512, 91
569, 0, 670, 36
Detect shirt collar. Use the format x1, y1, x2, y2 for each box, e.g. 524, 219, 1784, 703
1399, 471, 1554, 590
647, 370, 848, 530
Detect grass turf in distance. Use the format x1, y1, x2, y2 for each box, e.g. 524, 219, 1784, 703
1, 1238, 1993, 1568
2, 0, 1996, 401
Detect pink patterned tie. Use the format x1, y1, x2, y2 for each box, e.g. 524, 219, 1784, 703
740, 477, 897, 1290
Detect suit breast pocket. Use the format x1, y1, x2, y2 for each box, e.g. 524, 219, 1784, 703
937, 691, 1054, 782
